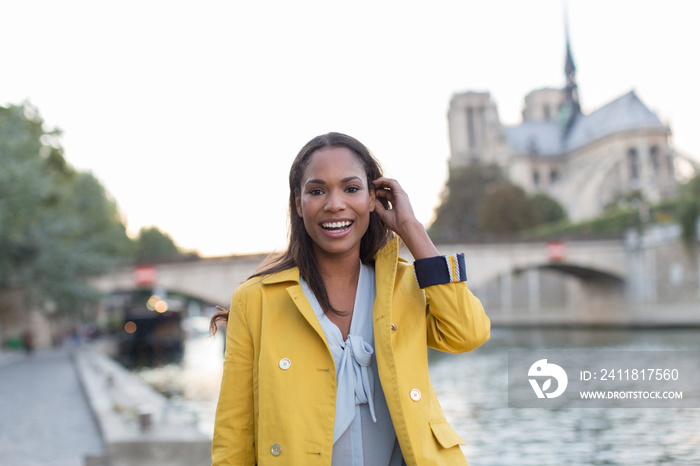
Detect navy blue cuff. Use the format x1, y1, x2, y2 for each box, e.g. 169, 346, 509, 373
413, 253, 467, 289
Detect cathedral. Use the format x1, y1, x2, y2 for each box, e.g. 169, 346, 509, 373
447, 32, 678, 222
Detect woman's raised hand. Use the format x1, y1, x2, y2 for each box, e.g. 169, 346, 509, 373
373, 177, 439, 260
372, 177, 416, 235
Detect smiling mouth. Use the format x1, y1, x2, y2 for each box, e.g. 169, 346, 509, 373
321, 220, 353, 232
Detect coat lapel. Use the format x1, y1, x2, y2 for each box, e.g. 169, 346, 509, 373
286, 284, 329, 346
262, 268, 330, 350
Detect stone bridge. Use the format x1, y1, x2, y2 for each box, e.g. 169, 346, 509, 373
92, 226, 699, 326
92, 240, 625, 307
438, 240, 626, 287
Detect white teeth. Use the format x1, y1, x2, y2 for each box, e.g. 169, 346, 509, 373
323, 221, 352, 229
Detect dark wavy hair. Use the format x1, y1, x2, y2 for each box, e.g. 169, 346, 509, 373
211, 132, 393, 332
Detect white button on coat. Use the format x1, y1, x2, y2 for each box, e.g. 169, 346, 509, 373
390, 322, 397, 333
410, 388, 421, 401
270, 443, 281, 456
279, 358, 291, 370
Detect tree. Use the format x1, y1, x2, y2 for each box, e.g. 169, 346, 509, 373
530, 193, 567, 224
678, 173, 700, 249
477, 182, 540, 233
134, 226, 189, 262
428, 163, 505, 242
0, 102, 133, 316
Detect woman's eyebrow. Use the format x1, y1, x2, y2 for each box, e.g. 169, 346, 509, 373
305, 176, 363, 187
305, 178, 325, 187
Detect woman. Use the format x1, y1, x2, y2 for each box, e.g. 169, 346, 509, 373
211, 132, 490, 465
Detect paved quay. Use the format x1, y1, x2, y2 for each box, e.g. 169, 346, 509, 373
73, 348, 211, 466
0, 348, 105, 466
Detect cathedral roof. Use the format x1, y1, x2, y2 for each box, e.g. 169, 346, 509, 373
565, 90, 667, 151
505, 90, 667, 157
505, 121, 563, 156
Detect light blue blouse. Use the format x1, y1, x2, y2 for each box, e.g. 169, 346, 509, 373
300, 263, 404, 466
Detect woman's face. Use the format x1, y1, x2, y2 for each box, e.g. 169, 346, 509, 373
295, 146, 375, 261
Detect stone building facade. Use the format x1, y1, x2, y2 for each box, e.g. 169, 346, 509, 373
447, 37, 678, 222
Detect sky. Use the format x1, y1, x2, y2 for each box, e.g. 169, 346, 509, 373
2, 0, 699, 256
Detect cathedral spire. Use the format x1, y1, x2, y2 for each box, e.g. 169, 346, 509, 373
565, 32, 576, 80
561, 1, 581, 133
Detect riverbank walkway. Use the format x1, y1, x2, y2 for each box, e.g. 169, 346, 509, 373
0, 347, 105, 466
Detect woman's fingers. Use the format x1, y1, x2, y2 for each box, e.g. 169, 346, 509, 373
373, 177, 402, 192
372, 177, 435, 256
373, 176, 418, 232
373, 177, 406, 205
374, 186, 394, 208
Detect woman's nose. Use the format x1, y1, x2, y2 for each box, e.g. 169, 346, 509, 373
324, 192, 345, 212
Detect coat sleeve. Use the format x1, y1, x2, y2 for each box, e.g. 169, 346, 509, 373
211, 289, 256, 465
414, 253, 491, 353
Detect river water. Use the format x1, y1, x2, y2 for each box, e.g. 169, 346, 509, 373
137, 327, 700, 465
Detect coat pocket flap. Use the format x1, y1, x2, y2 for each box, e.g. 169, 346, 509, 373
429, 420, 466, 448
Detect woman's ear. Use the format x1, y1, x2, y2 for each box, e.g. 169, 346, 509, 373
369, 187, 376, 213
294, 193, 303, 217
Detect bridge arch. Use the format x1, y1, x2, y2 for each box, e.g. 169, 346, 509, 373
92, 254, 266, 309
515, 262, 625, 287
471, 259, 627, 325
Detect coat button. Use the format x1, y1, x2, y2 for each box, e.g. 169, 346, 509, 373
390, 323, 397, 333
270, 443, 281, 456
410, 388, 421, 401
279, 358, 291, 370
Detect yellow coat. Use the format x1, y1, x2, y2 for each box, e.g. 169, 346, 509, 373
212, 237, 490, 465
